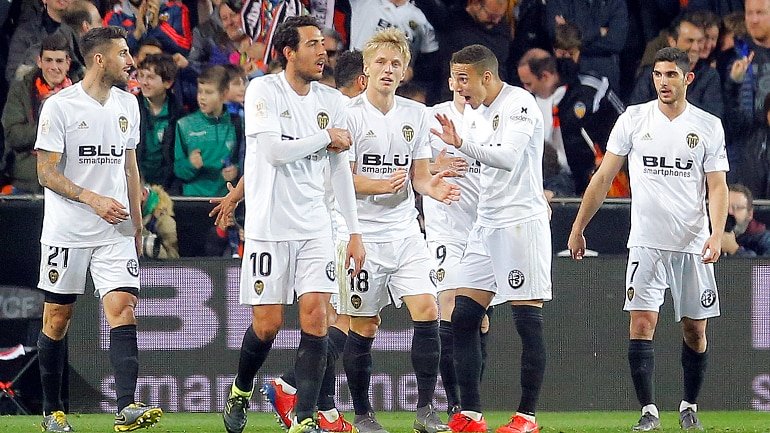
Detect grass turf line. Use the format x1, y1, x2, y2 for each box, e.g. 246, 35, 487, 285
2, 411, 769, 432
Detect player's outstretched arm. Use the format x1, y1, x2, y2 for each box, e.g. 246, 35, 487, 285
125, 149, 144, 256
568, 151, 626, 260
412, 159, 460, 205
209, 178, 245, 228
429, 148, 468, 176
37, 149, 130, 224
702, 171, 729, 263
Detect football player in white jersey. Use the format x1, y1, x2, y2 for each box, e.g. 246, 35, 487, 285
341, 28, 458, 433
568, 47, 729, 432
431, 44, 551, 433
34, 26, 162, 432
211, 16, 366, 433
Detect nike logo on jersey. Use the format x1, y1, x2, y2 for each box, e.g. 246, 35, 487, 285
280, 110, 291, 118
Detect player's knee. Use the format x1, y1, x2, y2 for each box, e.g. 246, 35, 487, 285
405, 295, 439, 321
43, 309, 73, 339
630, 312, 657, 339
350, 316, 380, 337
682, 323, 707, 349
252, 320, 281, 341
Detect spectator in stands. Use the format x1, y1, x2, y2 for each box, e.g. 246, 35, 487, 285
510, 0, 551, 69
1, 33, 73, 194
174, 65, 243, 197
545, 0, 628, 95
334, 49, 367, 98
517, 48, 625, 195
126, 38, 163, 94
715, 10, 747, 82
725, 0, 770, 119
60, 0, 103, 78
6, 0, 73, 83
723, 88, 770, 198
141, 183, 180, 258
104, 0, 192, 56
323, 27, 344, 70
553, 21, 583, 65
727, 183, 770, 256
137, 53, 184, 193
629, 13, 724, 118
690, 9, 721, 65
222, 63, 246, 117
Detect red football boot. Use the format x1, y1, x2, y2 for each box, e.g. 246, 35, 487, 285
495, 414, 539, 433
260, 379, 297, 429
318, 410, 358, 433
448, 412, 488, 433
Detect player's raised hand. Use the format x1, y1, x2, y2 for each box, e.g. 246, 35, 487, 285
701, 233, 722, 264
567, 230, 586, 260
347, 234, 366, 276
210, 182, 239, 228
327, 128, 352, 153
86, 191, 129, 224
388, 168, 408, 193
428, 170, 461, 205
430, 114, 462, 148
434, 148, 468, 177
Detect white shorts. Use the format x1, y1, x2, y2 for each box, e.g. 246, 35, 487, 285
330, 239, 349, 311
239, 237, 337, 306
38, 239, 140, 299
427, 240, 466, 292
623, 247, 720, 322
449, 216, 552, 305
339, 235, 436, 316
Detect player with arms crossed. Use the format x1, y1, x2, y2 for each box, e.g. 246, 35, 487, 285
431, 44, 551, 433
34, 26, 163, 432
211, 15, 366, 433
341, 28, 458, 433
568, 47, 728, 432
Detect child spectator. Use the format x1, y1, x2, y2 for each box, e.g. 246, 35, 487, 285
173, 65, 243, 197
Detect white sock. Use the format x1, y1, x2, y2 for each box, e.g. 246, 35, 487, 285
679, 400, 697, 412
276, 377, 297, 395
460, 410, 482, 421
319, 408, 339, 422
516, 412, 536, 423
642, 404, 659, 418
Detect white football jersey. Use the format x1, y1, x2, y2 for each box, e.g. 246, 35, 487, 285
423, 101, 481, 242
468, 84, 549, 227
243, 72, 349, 241
35, 83, 139, 247
348, 94, 432, 242
607, 101, 729, 254
349, 0, 438, 56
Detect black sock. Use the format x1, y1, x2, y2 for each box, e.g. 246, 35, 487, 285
682, 341, 708, 405
343, 330, 374, 415
439, 320, 459, 409
629, 339, 655, 407
512, 306, 546, 416
234, 326, 274, 392
451, 296, 486, 413
38, 332, 66, 414
412, 320, 440, 409
110, 325, 138, 412
294, 332, 328, 421
479, 329, 489, 381
317, 327, 347, 411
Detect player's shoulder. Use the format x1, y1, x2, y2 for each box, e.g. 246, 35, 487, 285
395, 95, 427, 112
428, 100, 453, 115
622, 100, 656, 120
310, 81, 345, 99
110, 86, 140, 108
686, 103, 721, 127
346, 93, 367, 111
247, 73, 282, 94
44, 83, 80, 107
500, 84, 537, 108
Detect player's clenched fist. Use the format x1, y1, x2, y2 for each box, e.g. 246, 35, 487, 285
327, 128, 352, 153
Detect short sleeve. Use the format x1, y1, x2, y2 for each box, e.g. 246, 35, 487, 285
606, 111, 632, 156
412, 107, 433, 160
34, 98, 66, 153
126, 96, 140, 150
244, 78, 280, 137
704, 119, 729, 173
503, 95, 536, 138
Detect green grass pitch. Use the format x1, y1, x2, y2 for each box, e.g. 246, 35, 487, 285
2, 411, 770, 432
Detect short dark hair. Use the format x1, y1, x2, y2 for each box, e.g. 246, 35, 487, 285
273, 16, 322, 69
198, 64, 230, 94
669, 12, 701, 41
518, 48, 556, 79
221, 63, 247, 84
653, 46, 691, 74
61, 1, 93, 29
136, 37, 163, 55
450, 44, 499, 77
689, 9, 721, 32
334, 50, 364, 88
554, 22, 582, 51
80, 26, 127, 66
729, 183, 754, 210
395, 82, 427, 103
139, 53, 178, 83
40, 32, 71, 57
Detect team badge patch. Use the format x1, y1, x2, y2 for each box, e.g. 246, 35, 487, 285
126, 259, 139, 277
402, 125, 415, 142
686, 133, 699, 149
573, 102, 586, 119
254, 280, 264, 295
351, 294, 362, 309
627, 287, 634, 301
40, 117, 51, 135
118, 116, 128, 133
255, 99, 267, 119
326, 261, 336, 281
436, 268, 445, 282
48, 269, 59, 284
700, 289, 717, 308
317, 111, 330, 129
508, 270, 525, 289
492, 114, 500, 131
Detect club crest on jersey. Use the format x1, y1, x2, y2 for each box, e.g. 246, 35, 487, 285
126, 259, 139, 277
700, 289, 716, 308
686, 132, 700, 149
317, 111, 330, 129
627, 286, 634, 301
492, 114, 500, 131
254, 280, 264, 295
573, 102, 586, 119
48, 269, 59, 284
118, 116, 128, 133
402, 124, 415, 142
326, 261, 336, 281
351, 294, 362, 309
508, 269, 525, 289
